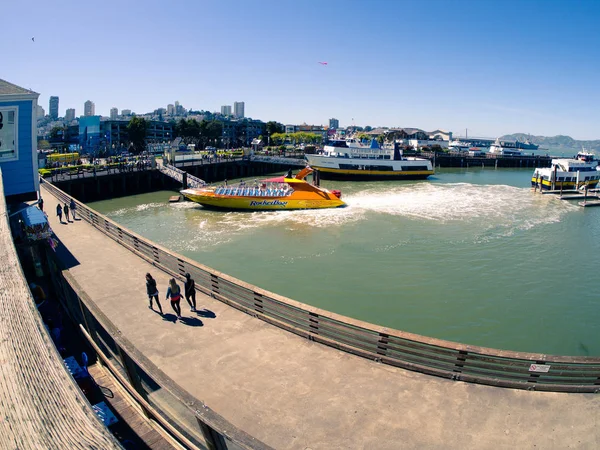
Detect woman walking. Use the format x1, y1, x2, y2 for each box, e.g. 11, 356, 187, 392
56, 203, 63, 223
184, 273, 196, 312
145, 273, 163, 314
166, 278, 182, 320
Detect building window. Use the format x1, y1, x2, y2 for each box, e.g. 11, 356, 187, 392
0, 107, 19, 162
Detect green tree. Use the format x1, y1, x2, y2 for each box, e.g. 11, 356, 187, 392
48, 126, 65, 141
266, 121, 284, 136
127, 117, 148, 154
38, 139, 51, 149
270, 132, 287, 145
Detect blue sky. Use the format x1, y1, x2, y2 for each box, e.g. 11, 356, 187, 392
4, 0, 600, 139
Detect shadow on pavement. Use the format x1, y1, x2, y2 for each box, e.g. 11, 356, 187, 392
162, 313, 178, 323
178, 316, 203, 327
195, 309, 216, 319
53, 234, 81, 269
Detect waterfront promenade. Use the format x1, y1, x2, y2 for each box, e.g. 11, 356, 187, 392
42, 186, 600, 449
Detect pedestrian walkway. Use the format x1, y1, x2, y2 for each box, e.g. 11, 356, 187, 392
42, 185, 600, 449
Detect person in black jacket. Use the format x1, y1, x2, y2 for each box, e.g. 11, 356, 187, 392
145, 273, 163, 314
184, 273, 196, 312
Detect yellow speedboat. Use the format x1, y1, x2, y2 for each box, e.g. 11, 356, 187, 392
180, 167, 345, 210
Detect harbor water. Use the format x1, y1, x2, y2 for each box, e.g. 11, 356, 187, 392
89, 167, 600, 356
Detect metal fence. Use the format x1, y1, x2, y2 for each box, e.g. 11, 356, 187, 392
158, 163, 206, 188
41, 179, 600, 393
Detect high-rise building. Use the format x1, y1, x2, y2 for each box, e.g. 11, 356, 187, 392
84, 100, 95, 117
49, 96, 59, 119
174, 101, 185, 115
121, 109, 132, 116
234, 101, 245, 118
221, 105, 232, 116
329, 118, 339, 129
167, 104, 175, 115
110, 107, 118, 120
36, 105, 45, 119
65, 108, 76, 121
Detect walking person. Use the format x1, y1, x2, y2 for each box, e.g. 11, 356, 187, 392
69, 198, 77, 220
166, 278, 182, 320
184, 273, 196, 312
145, 273, 163, 314
63, 203, 70, 222
38, 197, 44, 212
56, 203, 63, 223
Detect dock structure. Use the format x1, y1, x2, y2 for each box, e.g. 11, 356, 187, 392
157, 161, 206, 189
0, 171, 121, 450
34, 179, 600, 449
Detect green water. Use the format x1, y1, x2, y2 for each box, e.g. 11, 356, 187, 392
89, 168, 600, 356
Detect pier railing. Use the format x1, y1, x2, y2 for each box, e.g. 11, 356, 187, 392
42, 179, 600, 393
158, 163, 206, 188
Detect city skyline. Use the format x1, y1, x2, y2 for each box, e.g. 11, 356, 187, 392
4, 0, 600, 139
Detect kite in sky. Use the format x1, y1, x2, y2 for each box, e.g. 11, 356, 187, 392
32, 37, 35, 42
318, 61, 328, 65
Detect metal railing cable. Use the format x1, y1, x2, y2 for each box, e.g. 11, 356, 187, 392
41, 178, 600, 393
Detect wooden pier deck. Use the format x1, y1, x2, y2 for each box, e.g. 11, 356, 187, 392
579, 200, 600, 207
0, 170, 121, 450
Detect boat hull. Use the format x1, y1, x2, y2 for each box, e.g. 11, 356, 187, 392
315, 167, 433, 181
181, 191, 345, 210
530, 178, 599, 190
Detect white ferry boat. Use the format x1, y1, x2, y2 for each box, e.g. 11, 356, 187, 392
531, 157, 600, 190
305, 138, 434, 180
489, 138, 523, 156
448, 140, 471, 152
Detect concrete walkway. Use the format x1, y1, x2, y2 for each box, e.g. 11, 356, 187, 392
43, 187, 600, 450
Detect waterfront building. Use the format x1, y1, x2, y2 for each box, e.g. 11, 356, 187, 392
234, 101, 245, 118
121, 109, 132, 116
49, 96, 59, 119
221, 105, 232, 116
110, 107, 118, 120
329, 118, 339, 129
65, 108, 76, 121
285, 124, 296, 134
84, 100, 95, 117
296, 124, 328, 141
0, 79, 40, 201
37, 105, 45, 119
99, 119, 174, 153
79, 115, 101, 154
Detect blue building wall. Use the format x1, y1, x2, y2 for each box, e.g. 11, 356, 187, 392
0, 99, 37, 200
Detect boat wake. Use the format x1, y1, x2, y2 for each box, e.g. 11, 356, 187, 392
103, 182, 579, 250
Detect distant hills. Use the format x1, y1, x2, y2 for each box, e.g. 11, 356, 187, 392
501, 133, 600, 154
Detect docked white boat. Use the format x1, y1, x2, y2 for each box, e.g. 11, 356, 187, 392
489, 138, 523, 156
448, 140, 471, 152
531, 157, 600, 190
305, 138, 434, 180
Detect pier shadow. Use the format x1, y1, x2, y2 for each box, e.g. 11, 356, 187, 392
195, 308, 216, 319
53, 234, 81, 269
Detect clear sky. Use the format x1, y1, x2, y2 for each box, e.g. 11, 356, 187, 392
4, 0, 600, 139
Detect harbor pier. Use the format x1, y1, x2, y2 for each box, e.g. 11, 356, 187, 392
32, 179, 600, 449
